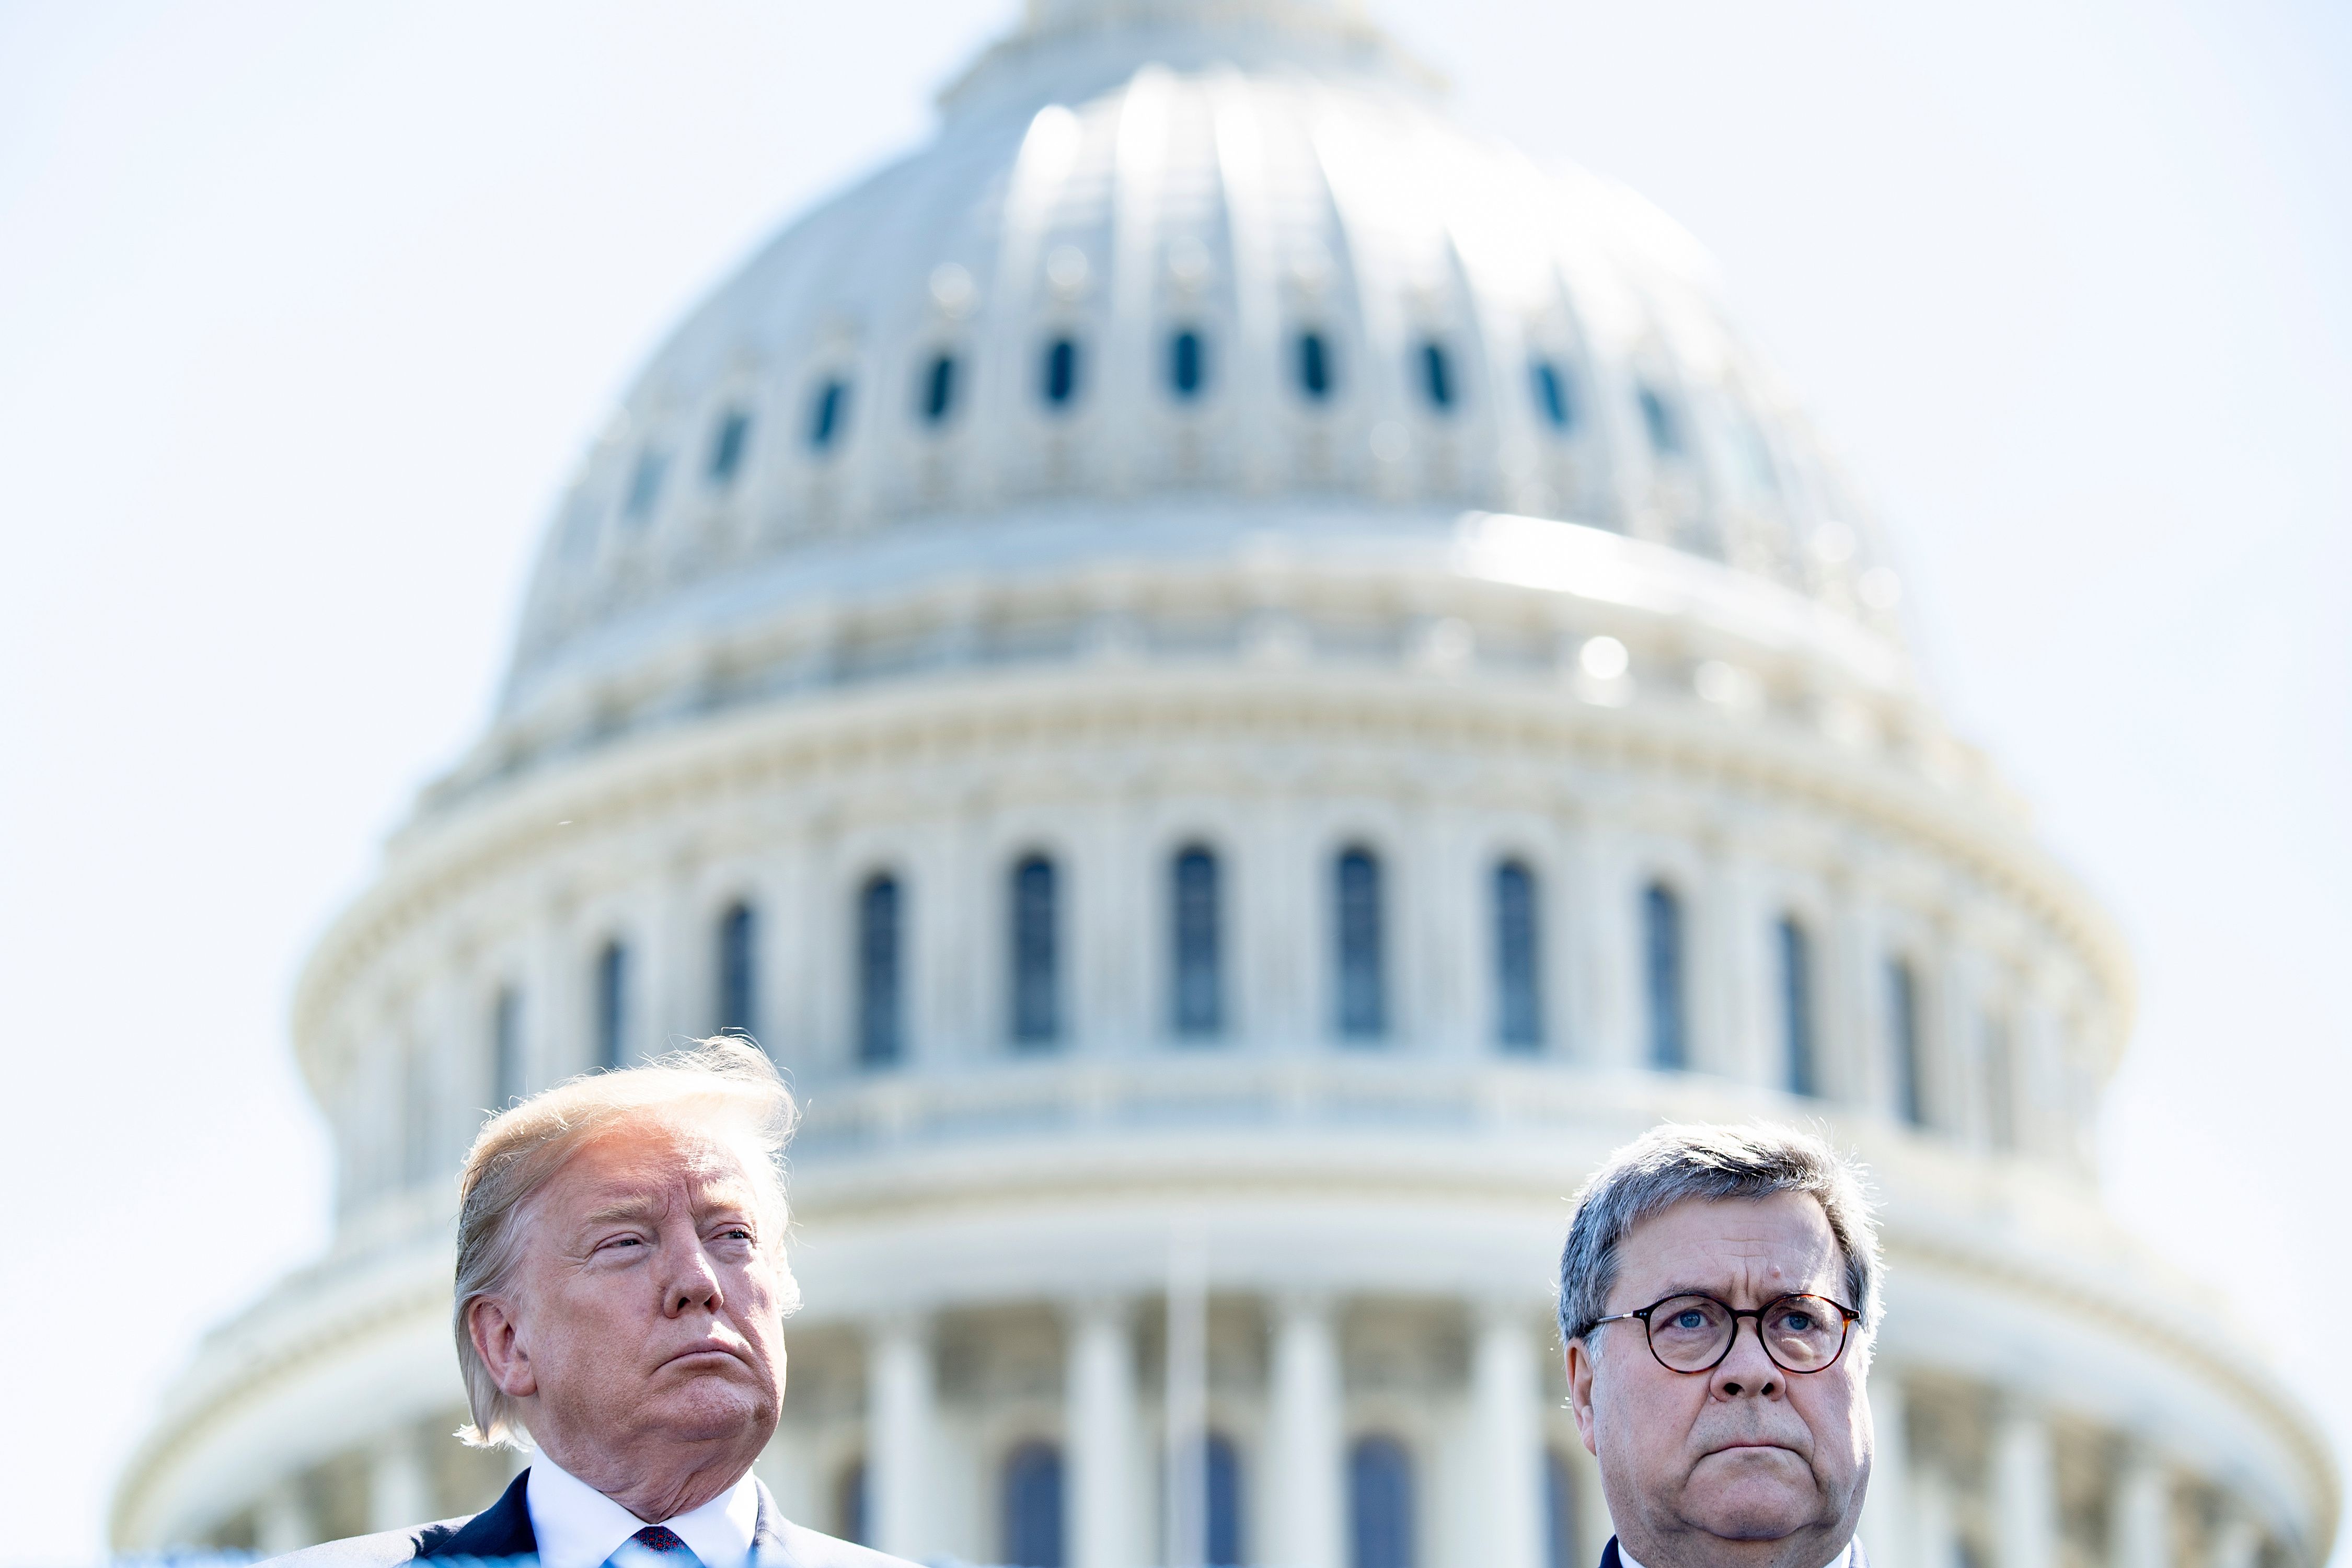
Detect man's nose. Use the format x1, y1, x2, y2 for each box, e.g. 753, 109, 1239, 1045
661, 1237, 725, 1317
1709, 1316, 1782, 1399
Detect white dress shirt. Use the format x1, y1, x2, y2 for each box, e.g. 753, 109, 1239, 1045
525, 1450, 762, 1568
1620, 1542, 1851, 1568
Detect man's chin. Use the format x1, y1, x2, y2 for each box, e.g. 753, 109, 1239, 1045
1681, 1450, 1819, 1541
641, 1376, 777, 1443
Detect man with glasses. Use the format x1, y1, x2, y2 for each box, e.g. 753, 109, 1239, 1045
1560, 1124, 1882, 1568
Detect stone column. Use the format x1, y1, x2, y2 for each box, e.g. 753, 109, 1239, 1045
2109, 1446, 2171, 1568
1827, 886, 1882, 1111
1577, 839, 1638, 1071
256, 1479, 317, 1558
1991, 1400, 2057, 1568
1068, 1298, 1138, 1568
367, 1423, 433, 1532
1471, 1305, 1544, 1568
867, 1315, 935, 1561
1859, 1366, 1912, 1568
1268, 1295, 1344, 1568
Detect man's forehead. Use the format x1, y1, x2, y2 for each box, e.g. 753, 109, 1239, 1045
1615, 1192, 1839, 1287
545, 1117, 763, 1212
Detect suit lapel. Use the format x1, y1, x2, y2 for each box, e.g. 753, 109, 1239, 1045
748, 1481, 791, 1568
424, 1469, 538, 1560
1599, 1536, 1623, 1568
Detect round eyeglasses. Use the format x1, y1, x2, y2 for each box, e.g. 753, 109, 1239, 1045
1591, 1293, 1861, 1375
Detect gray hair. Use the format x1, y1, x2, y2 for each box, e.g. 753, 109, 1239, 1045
452, 1036, 801, 1448
1557, 1122, 1883, 1351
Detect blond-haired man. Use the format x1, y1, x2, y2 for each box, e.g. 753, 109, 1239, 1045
275, 1037, 913, 1568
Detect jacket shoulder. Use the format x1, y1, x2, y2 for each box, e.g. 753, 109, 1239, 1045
263, 1519, 470, 1568
760, 1518, 922, 1568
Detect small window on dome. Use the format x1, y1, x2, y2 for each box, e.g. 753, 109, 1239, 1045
707, 408, 753, 486
1638, 385, 1684, 457
857, 873, 904, 1067
1042, 336, 1081, 409
1334, 846, 1385, 1041
1419, 340, 1455, 412
1169, 328, 1206, 400
806, 379, 850, 453
1010, 854, 1061, 1046
1531, 362, 1574, 431
622, 449, 668, 524
920, 352, 958, 426
1296, 330, 1334, 401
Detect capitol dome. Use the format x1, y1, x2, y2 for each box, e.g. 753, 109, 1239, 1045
115, 4, 2336, 1568
478, 0, 1901, 783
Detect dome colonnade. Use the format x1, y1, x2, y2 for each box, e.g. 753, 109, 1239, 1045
110, 1, 2334, 1566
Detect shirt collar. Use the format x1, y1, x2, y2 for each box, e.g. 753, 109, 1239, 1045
525, 1449, 761, 1568
1620, 1542, 1850, 1568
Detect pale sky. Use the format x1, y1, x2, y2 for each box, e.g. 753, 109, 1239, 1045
2, 2, 2347, 1563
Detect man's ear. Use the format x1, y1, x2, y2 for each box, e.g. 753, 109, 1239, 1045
1565, 1336, 1600, 1457
469, 1296, 538, 1400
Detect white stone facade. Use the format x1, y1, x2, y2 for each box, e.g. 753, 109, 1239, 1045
111, 3, 2337, 1567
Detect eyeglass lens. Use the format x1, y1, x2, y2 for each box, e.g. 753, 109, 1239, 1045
1646, 1294, 1847, 1372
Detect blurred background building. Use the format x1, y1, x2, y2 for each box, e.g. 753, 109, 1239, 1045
108, 1, 2336, 1566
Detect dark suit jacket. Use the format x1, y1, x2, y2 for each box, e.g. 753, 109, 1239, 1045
266, 1471, 914, 1568
1599, 1534, 1871, 1568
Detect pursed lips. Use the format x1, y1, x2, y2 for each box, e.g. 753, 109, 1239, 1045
1703, 1439, 1803, 1458
656, 1339, 751, 1373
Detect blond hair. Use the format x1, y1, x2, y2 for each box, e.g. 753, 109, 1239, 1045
452, 1036, 801, 1448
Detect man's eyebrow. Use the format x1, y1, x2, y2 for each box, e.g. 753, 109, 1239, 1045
580, 1196, 660, 1225
691, 1184, 758, 1215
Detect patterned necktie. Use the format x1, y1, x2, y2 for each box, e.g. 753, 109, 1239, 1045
610, 1525, 706, 1568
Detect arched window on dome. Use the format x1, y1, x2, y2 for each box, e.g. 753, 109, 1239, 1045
1334, 847, 1386, 1041
919, 352, 958, 426
806, 378, 850, 453
716, 900, 759, 1042
1010, 854, 1061, 1047
1544, 1448, 1581, 1568
833, 1457, 868, 1546
1348, 1434, 1415, 1568
857, 874, 904, 1067
1170, 328, 1207, 400
1887, 956, 1925, 1126
1042, 336, 1082, 410
1778, 916, 1818, 1098
595, 939, 630, 1069
707, 406, 753, 486
1642, 882, 1686, 1070
491, 985, 525, 1108
622, 449, 668, 525
1494, 859, 1542, 1051
1417, 340, 1455, 412
1636, 385, 1684, 458
1296, 330, 1335, 402
1531, 361, 1575, 432
1171, 845, 1223, 1040
1000, 1439, 1065, 1568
